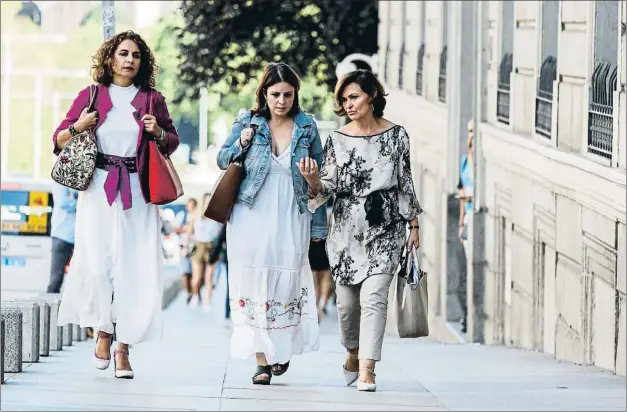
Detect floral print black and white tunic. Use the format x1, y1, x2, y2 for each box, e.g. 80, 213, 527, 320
308, 125, 423, 286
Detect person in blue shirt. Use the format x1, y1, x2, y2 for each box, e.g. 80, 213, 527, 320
47, 182, 78, 293
457, 120, 474, 333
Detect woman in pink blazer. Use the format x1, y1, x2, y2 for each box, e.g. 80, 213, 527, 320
54, 30, 179, 379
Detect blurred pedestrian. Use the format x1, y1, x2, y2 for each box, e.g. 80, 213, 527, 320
175, 198, 198, 304
300, 70, 423, 392
208, 225, 229, 321
457, 120, 474, 334
217, 62, 326, 385
46, 182, 78, 294
53, 30, 180, 379
186, 193, 223, 312
308, 237, 334, 320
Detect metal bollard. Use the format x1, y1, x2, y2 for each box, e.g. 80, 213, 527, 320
1, 302, 40, 363
1, 310, 23, 373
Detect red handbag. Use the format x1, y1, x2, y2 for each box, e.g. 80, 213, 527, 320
147, 91, 184, 205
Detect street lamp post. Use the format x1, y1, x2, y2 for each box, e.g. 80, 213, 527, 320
102, 1, 115, 40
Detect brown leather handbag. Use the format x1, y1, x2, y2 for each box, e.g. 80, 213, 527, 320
203, 112, 256, 224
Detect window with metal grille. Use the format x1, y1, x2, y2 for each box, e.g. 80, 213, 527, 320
438, 46, 447, 102
415, 1, 426, 96
384, 44, 391, 84
587, 0, 619, 160
497, 0, 514, 124
534, 56, 557, 137
398, 2, 406, 90
416, 43, 425, 96
535, 0, 558, 138
497, 53, 513, 124
438, 1, 448, 103
588, 62, 617, 159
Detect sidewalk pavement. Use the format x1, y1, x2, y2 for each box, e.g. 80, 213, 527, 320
1, 278, 625, 411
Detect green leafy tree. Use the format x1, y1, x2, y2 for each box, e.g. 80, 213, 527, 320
173, 0, 378, 111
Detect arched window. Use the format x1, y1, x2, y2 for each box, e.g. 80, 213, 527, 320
587, 0, 619, 160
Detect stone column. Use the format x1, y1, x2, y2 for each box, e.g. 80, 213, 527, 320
40, 294, 63, 351
1, 319, 4, 383
63, 324, 73, 347
38, 303, 51, 357
1, 310, 23, 373
1, 302, 40, 363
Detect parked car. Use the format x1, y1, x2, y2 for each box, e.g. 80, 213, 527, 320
1, 177, 54, 297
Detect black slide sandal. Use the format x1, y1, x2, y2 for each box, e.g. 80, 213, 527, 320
271, 361, 290, 376
252, 365, 272, 385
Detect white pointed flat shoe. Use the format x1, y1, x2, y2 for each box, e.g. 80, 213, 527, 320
343, 353, 359, 386
356, 368, 377, 392
344, 366, 359, 386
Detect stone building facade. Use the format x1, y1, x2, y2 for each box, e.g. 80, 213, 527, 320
377, 0, 626, 376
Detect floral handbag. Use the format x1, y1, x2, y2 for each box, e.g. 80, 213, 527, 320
51, 85, 98, 191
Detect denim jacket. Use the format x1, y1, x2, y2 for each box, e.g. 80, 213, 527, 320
217, 110, 328, 239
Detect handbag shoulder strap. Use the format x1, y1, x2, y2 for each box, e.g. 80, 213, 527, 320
87, 84, 98, 112
146, 89, 154, 116
233, 110, 258, 163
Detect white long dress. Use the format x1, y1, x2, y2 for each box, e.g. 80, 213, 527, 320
227, 147, 319, 365
57, 83, 164, 345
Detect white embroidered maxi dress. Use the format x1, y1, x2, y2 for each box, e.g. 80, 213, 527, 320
57, 83, 164, 345
227, 146, 320, 364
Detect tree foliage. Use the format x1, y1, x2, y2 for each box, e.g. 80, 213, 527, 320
174, 0, 378, 103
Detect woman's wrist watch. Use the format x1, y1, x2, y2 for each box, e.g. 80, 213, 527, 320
409, 224, 419, 230
69, 124, 79, 137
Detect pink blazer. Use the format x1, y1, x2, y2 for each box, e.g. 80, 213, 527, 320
53, 83, 180, 204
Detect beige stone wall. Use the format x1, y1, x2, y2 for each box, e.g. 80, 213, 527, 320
378, 0, 626, 375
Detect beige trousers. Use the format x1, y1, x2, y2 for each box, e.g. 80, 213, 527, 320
335, 274, 393, 361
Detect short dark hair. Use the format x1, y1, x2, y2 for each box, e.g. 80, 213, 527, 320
91, 30, 157, 90
253, 63, 301, 118
333, 70, 387, 118
187, 198, 198, 208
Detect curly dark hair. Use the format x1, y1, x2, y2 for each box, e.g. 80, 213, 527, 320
333, 69, 387, 118
252, 63, 301, 118
91, 30, 157, 90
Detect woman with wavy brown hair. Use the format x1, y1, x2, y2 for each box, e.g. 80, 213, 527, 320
55, 30, 180, 379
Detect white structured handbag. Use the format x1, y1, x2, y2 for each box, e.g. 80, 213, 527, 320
387, 245, 429, 338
